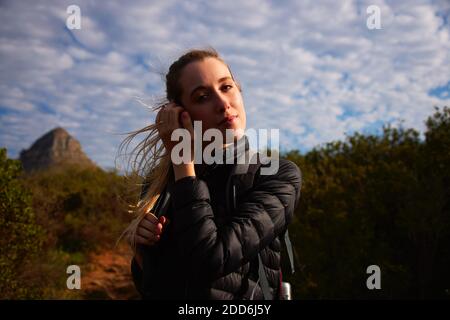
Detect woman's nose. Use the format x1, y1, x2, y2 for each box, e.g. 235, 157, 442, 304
214, 92, 231, 112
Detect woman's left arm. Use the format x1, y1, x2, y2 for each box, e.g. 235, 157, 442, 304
168, 159, 302, 281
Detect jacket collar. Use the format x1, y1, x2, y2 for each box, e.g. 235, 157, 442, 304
196, 135, 250, 178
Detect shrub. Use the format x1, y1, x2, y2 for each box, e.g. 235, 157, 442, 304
0, 148, 44, 299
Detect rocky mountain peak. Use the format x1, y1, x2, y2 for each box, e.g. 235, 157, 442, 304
19, 127, 96, 172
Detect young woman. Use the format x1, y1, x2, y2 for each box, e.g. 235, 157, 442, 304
121, 47, 302, 300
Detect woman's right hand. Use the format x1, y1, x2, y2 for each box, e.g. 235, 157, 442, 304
135, 213, 169, 246
155, 102, 194, 155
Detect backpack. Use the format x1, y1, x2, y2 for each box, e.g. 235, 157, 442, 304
143, 149, 296, 300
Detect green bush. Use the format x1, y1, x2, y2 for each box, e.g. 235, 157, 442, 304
284, 106, 450, 299
1, 150, 133, 299
23, 164, 132, 253
0, 148, 44, 299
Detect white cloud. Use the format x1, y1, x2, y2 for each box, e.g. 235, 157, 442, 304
68, 16, 109, 50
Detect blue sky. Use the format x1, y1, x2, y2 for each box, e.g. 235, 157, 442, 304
1, 0, 449, 170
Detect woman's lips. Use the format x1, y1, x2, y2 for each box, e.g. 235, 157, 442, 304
219, 115, 238, 126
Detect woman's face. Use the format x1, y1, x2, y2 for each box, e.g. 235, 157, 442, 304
178, 57, 246, 140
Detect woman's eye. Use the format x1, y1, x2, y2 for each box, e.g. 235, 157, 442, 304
197, 94, 208, 102
196, 85, 233, 102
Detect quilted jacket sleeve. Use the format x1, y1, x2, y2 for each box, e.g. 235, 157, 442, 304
168, 159, 302, 281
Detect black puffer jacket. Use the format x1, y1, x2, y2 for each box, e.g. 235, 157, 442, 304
131, 139, 302, 300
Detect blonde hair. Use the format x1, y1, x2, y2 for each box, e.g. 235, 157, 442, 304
118, 46, 239, 253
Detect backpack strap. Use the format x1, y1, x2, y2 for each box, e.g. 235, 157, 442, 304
151, 186, 171, 218
284, 229, 295, 275
257, 253, 273, 300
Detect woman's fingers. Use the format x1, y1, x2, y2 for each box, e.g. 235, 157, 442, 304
167, 104, 185, 129
136, 234, 158, 246
157, 102, 184, 127
137, 225, 161, 246
181, 111, 194, 136
159, 109, 170, 135
159, 215, 170, 227
146, 212, 168, 228
144, 211, 159, 223
134, 213, 170, 247
168, 106, 176, 129
141, 213, 163, 233
137, 226, 160, 241
140, 219, 161, 235
156, 102, 190, 153
141, 213, 168, 232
